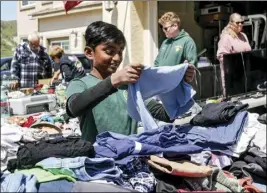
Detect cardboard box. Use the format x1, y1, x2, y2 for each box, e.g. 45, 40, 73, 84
38, 78, 51, 85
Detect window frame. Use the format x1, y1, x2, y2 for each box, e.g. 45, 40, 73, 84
22, 38, 29, 43
20, 1, 35, 11
50, 39, 70, 53
21, 1, 35, 7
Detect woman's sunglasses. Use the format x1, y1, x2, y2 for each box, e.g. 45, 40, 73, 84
235, 21, 244, 25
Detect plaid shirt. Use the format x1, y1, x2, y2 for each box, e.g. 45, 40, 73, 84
11, 43, 52, 88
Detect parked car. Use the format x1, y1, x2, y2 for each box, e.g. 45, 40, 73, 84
0, 56, 13, 77
0, 54, 92, 78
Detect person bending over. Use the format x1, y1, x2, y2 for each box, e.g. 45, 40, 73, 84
49, 45, 85, 85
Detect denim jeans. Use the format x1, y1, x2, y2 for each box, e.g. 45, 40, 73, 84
1, 172, 37, 192
37, 180, 74, 192
252, 182, 267, 192
36, 157, 122, 182
72, 181, 137, 192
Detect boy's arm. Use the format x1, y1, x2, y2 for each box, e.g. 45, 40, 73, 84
146, 99, 174, 123
66, 76, 117, 117
50, 70, 61, 84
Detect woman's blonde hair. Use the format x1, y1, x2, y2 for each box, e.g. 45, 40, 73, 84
158, 12, 181, 27
221, 13, 242, 38
49, 45, 64, 59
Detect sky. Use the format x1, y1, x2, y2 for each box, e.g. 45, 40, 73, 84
1, 1, 17, 21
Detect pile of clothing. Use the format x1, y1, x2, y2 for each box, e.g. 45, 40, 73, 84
1, 102, 266, 192
1, 109, 81, 172
1, 64, 266, 192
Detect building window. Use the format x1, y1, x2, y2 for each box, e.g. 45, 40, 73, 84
21, 1, 35, 6
50, 40, 70, 53
22, 38, 28, 43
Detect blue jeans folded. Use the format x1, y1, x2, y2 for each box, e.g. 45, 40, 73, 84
36, 157, 122, 182
72, 181, 137, 192
252, 182, 267, 192
1, 172, 37, 192
37, 180, 74, 192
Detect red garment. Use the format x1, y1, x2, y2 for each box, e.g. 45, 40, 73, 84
48, 88, 55, 94
63, 1, 82, 13
22, 116, 36, 128
239, 177, 264, 193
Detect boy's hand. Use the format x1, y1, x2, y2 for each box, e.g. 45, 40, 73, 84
184, 64, 195, 83
111, 63, 144, 87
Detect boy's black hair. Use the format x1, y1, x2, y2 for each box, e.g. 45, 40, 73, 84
85, 21, 126, 50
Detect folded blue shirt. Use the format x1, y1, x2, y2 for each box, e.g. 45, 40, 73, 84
178, 112, 248, 147
128, 64, 196, 130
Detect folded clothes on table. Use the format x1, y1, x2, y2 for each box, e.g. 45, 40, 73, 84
7, 138, 95, 172
190, 102, 248, 126
36, 157, 122, 182
184, 168, 244, 192
1, 172, 37, 192
147, 155, 212, 177
94, 112, 247, 164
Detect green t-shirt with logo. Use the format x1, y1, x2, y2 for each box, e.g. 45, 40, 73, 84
66, 74, 138, 143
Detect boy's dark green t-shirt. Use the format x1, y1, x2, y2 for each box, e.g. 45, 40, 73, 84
66, 74, 138, 143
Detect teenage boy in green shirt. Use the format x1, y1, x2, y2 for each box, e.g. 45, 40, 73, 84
155, 12, 198, 67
